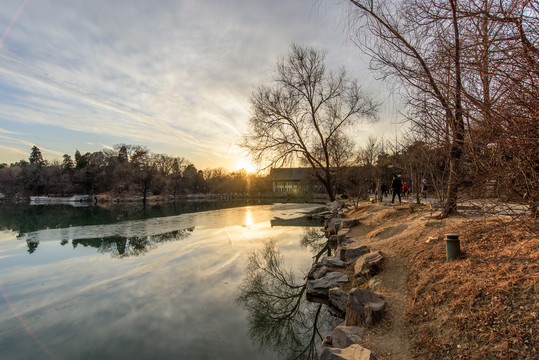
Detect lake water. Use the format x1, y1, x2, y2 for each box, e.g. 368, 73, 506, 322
0, 201, 337, 360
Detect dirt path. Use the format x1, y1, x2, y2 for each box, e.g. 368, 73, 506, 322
338, 202, 537, 359
346, 204, 418, 359
364, 251, 413, 360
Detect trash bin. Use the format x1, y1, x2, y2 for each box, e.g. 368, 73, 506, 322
445, 234, 460, 260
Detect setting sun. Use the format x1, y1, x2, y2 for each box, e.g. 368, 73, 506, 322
235, 157, 257, 173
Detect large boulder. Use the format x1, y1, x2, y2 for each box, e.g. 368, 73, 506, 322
306, 272, 349, 299
330, 326, 367, 348
345, 288, 385, 327
338, 243, 370, 263
325, 218, 342, 236
328, 287, 349, 315
307, 262, 330, 280
340, 218, 360, 229
319, 344, 377, 360
329, 229, 350, 248
354, 251, 384, 278
321, 256, 347, 268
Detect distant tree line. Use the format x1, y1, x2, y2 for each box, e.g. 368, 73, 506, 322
0, 144, 269, 202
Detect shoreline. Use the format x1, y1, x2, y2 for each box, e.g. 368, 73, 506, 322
311, 201, 537, 359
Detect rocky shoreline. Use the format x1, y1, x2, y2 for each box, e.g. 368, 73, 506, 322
303, 199, 537, 360
306, 205, 388, 360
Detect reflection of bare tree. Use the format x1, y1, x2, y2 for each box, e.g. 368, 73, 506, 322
70, 227, 194, 258
301, 228, 329, 258
237, 241, 337, 360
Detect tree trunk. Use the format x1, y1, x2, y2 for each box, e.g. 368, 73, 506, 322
442, 150, 461, 217
415, 173, 421, 205
441, 0, 465, 219
323, 177, 335, 202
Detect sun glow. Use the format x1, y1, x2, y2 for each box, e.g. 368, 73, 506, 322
235, 156, 257, 174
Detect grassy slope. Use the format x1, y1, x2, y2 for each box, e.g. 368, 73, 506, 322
345, 202, 537, 359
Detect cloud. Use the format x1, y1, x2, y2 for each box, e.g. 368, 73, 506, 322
0, 127, 19, 134
0, 0, 389, 168
0, 143, 27, 157
0, 133, 65, 158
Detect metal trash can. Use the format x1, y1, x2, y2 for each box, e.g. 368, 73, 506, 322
445, 234, 460, 260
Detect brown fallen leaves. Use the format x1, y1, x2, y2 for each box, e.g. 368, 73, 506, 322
405, 216, 538, 359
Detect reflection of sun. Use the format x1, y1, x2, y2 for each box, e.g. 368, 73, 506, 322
235, 157, 257, 173
244, 207, 253, 227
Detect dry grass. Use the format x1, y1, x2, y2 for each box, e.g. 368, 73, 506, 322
406, 218, 538, 359
346, 202, 538, 359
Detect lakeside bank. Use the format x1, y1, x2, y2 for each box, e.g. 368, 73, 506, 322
309, 201, 537, 359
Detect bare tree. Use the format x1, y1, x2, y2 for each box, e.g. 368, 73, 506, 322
241, 44, 378, 201
356, 135, 381, 166
344, 0, 538, 216
344, 0, 466, 217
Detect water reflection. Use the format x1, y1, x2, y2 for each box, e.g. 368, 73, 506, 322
0, 203, 333, 359
237, 238, 337, 360
301, 228, 329, 256
244, 207, 253, 227
0, 200, 267, 236
25, 227, 194, 256
70, 228, 194, 258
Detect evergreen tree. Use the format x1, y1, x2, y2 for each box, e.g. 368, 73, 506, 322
29, 146, 46, 166
62, 154, 74, 172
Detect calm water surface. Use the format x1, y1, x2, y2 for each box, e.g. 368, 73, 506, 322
0, 202, 332, 360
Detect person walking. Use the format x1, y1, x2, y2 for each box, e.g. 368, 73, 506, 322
391, 175, 402, 204
421, 179, 428, 199
381, 183, 388, 198
402, 182, 410, 197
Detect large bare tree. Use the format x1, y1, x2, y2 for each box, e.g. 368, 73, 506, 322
344, 0, 538, 217
241, 44, 378, 201
343, 0, 469, 217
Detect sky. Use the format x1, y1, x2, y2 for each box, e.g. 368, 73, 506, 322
0, 0, 401, 171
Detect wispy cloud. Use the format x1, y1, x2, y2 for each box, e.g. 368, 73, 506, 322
0, 0, 387, 169
0, 143, 27, 157
0, 133, 65, 158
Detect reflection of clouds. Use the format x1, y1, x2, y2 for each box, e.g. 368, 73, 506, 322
19, 213, 199, 244
2, 204, 322, 356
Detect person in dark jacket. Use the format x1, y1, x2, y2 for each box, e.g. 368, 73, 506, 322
391, 175, 402, 204
381, 183, 388, 198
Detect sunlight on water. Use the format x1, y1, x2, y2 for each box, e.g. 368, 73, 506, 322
0, 202, 327, 360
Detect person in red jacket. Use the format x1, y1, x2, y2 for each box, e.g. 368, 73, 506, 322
402, 182, 410, 197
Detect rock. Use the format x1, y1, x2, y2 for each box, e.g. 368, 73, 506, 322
335, 228, 350, 245
325, 218, 342, 236
340, 218, 360, 229
321, 256, 347, 268
330, 326, 367, 348
310, 210, 333, 220
338, 243, 370, 263
332, 200, 345, 211
328, 234, 339, 247
319, 344, 377, 360
339, 237, 355, 247
307, 272, 349, 298
329, 287, 349, 315
307, 263, 330, 280
354, 251, 384, 278
345, 288, 385, 327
